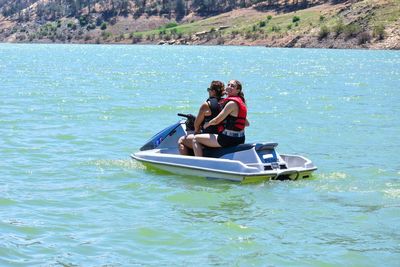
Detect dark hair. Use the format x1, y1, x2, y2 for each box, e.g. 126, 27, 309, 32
209, 80, 225, 99
232, 80, 245, 103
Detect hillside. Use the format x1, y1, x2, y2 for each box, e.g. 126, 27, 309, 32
0, 0, 399, 49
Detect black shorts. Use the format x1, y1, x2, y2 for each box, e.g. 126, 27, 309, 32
217, 133, 245, 147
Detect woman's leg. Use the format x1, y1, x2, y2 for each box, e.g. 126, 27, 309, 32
192, 134, 221, 157
178, 134, 195, 155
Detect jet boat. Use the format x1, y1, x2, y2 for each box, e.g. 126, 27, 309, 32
131, 114, 317, 183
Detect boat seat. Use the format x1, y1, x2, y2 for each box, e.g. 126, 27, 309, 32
203, 142, 278, 158
203, 144, 253, 158
254, 142, 278, 151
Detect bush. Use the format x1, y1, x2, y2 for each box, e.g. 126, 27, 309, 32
271, 25, 281, 32
109, 18, 117, 25
216, 37, 225, 45
373, 24, 385, 40
332, 20, 344, 37
267, 15, 272, 20
79, 15, 88, 26
259, 21, 266, 27
292, 16, 300, 23
87, 24, 96, 30
100, 22, 107, 30
101, 31, 112, 40
132, 34, 142, 44
344, 23, 361, 39
358, 31, 371, 44
164, 34, 171, 41
96, 17, 103, 26
287, 24, 292, 30
165, 22, 178, 29
245, 31, 252, 39
319, 15, 325, 22
318, 25, 330, 40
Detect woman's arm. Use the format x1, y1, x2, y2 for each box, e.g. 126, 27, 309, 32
194, 102, 209, 133
204, 101, 237, 129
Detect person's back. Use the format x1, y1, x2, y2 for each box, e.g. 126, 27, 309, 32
201, 96, 222, 134
192, 80, 249, 157
178, 81, 225, 155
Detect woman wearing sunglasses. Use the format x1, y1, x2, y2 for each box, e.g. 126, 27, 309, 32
192, 80, 249, 157
178, 80, 225, 155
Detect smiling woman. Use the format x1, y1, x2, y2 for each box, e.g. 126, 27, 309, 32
192, 79, 248, 157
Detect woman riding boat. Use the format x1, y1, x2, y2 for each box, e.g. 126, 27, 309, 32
193, 80, 249, 157
178, 80, 225, 155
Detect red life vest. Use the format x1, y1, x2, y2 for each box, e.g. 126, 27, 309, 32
219, 96, 247, 132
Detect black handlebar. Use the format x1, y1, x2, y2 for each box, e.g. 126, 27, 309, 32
177, 113, 195, 119
177, 113, 196, 131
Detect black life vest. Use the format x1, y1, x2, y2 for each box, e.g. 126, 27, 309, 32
202, 97, 221, 134
220, 96, 247, 131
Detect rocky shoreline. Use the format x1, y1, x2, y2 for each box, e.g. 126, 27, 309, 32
1, 1, 399, 50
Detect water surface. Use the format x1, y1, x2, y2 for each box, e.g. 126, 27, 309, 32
0, 44, 399, 266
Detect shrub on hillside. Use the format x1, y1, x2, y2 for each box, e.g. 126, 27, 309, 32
96, 17, 103, 26
67, 22, 75, 29
344, 23, 361, 39
358, 31, 371, 44
79, 15, 88, 26
318, 25, 329, 40
372, 24, 385, 40
100, 22, 107, 30
271, 25, 281, 32
165, 22, 178, 29
217, 37, 225, 45
164, 34, 171, 41
101, 31, 112, 40
332, 20, 344, 37
259, 21, 266, 27
231, 30, 239, 38
245, 31, 252, 39
87, 24, 96, 30
292, 16, 300, 23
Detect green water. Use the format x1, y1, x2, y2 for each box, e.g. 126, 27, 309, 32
0, 44, 399, 266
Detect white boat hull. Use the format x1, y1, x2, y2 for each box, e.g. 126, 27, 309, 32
131, 116, 317, 183
132, 150, 317, 183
